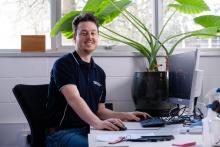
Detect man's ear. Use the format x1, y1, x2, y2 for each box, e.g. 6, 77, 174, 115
73, 32, 76, 40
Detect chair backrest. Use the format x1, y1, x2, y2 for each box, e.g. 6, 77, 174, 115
12, 84, 48, 147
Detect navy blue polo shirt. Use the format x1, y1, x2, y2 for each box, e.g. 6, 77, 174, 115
47, 51, 106, 129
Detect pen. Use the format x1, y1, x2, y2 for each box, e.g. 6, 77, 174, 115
108, 136, 126, 144
172, 141, 196, 147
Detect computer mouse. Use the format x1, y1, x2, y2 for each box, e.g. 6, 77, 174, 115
103, 125, 127, 131
119, 126, 127, 131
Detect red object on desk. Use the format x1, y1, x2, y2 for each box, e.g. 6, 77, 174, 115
108, 136, 126, 144
172, 141, 196, 147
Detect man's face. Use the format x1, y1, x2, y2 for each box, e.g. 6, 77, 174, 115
74, 21, 99, 54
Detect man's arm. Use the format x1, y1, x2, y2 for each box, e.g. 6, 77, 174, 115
60, 84, 124, 130
97, 103, 150, 121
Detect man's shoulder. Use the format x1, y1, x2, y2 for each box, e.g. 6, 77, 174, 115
57, 53, 72, 62
52, 53, 79, 72
55, 53, 77, 66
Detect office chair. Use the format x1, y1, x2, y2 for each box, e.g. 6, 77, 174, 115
12, 84, 48, 147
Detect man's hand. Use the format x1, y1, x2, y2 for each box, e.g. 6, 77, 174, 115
123, 111, 151, 121
94, 118, 125, 131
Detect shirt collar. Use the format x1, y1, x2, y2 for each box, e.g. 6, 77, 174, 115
72, 51, 96, 69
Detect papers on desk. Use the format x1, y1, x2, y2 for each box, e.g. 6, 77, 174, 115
96, 133, 154, 142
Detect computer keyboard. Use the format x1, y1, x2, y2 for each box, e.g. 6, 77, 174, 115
140, 117, 165, 127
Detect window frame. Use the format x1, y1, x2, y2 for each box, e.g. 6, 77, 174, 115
51, 0, 61, 51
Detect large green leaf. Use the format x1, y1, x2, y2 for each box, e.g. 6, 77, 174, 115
191, 27, 220, 38
82, 0, 105, 12
51, 11, 81, 37
62, 31, 74, 39
168, 0, 209, 14
96, 0, 132, 25
194, 15, 220, 28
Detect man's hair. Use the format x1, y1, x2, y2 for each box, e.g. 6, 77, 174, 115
72, 13, 99, 33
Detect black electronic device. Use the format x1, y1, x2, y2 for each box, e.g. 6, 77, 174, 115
140, 117, 165, 127
168, 49, 203, 116
103, 125, 127, 131
119, 126, 127, 131
127, 135, 174, 142
211, 100, 220, 113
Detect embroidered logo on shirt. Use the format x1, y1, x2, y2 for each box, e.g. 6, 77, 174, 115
93, 81, 102, 87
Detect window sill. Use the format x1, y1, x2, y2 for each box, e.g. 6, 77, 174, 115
0, 49, 220, 57
0, 50, 67, 57
0, 50, 142, 57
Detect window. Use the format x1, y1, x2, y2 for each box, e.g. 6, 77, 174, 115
57, 0, 220, 52
163, 0, 220, 49
0, 0, 50, 50
0, 0, 220, 51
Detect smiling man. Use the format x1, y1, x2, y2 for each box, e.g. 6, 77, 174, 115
46, 13, 149, 147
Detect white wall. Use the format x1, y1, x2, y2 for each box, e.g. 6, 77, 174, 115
0, 53, 220, 146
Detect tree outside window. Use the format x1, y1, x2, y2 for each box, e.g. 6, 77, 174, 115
0, 0, 50, 50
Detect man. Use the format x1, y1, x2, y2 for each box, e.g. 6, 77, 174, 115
46, 13, 149, 147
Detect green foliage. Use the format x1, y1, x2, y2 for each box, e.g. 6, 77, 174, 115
50, 11, 81, 38
194, 15, 220, 28
168, 0, 210, 14
51, 0, 220, 71
50, 0, 131, 38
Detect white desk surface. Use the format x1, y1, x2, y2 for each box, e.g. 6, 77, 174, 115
89, 122, 203, 147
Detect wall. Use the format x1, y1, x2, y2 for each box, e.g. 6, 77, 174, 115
0, 53, 220, 146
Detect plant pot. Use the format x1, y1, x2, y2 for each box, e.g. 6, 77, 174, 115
132, 71, 172, 116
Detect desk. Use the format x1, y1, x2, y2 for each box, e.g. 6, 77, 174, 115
89, 122, 203, 147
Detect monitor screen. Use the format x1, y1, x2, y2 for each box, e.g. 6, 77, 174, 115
168, 49, 200, 107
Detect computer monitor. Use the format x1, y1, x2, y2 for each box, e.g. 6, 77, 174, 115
168, 49, 203, 115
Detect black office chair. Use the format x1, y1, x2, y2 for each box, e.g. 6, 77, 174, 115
12, 84, 48, 147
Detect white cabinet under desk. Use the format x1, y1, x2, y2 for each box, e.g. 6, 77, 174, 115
89, 122, 203, 147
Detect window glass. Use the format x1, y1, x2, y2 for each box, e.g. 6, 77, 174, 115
1, 0, 219, 51
0, 0, 51, 50
163, 0, 220, 49
61, 0, 152, 50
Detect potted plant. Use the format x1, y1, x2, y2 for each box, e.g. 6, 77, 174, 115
51, 0, 220, 115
